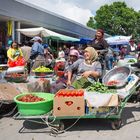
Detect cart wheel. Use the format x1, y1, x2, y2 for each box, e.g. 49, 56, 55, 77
111, 119, 122, 130
50, 121, 65, 135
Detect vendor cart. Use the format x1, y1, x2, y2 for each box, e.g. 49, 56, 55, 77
48, 83, 140, 134
13, 79, 140, 135
13, 67, 140, 135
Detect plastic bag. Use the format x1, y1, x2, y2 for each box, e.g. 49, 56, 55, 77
8, 57, 26, 67
15, 57, 26, 66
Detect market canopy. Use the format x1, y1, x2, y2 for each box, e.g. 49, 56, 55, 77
17, 27, 80, 42
105, 35, 132, 45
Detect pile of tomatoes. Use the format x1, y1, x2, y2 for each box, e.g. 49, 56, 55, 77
17, 94, 45, 102
107, 80, 120, 86
56, 89, 84, 97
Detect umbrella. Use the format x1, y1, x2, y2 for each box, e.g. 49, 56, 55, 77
105, 35, 132, 45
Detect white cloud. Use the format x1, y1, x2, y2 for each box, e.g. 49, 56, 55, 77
20, 0, 140, 25
64, 0, 140, 14
21, 0, 94, 25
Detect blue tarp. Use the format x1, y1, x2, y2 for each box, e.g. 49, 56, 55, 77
75, 37, 92, 44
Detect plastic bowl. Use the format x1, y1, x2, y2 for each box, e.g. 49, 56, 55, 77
14, 92, 54, 116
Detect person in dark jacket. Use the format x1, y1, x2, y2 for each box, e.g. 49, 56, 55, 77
91, 29, 109, 75
91, 29, 109, 51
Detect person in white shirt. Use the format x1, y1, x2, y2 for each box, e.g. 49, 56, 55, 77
129, 40, 137, 52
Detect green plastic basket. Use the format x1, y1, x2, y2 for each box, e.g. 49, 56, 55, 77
14, 92, 54, 116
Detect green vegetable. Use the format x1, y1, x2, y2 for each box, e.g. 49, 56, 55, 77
86, 82, 116, 93
128, 59, 136, 63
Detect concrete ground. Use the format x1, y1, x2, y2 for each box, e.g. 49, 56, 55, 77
0, 102, 140, 140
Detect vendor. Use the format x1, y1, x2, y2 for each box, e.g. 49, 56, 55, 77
50, 49, 79, 94
67, 46, 102, 89
30, 36, 45, 70
7, 41, 23, 62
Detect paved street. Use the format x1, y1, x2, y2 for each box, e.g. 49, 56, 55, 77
0, 103, 140, 140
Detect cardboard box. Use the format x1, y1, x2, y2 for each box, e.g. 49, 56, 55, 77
53, 89, 85, 117
85, 94, 119, 116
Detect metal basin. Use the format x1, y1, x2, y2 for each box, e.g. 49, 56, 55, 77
102, 66, 131, 88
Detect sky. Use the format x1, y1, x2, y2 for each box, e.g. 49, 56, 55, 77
20, 0, 140, 25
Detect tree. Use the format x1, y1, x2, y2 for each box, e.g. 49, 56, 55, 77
86, 17, 96, 29
87, 2, 138, 36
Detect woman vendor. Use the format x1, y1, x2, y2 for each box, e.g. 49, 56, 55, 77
7, 41, 23, 66
50, 49, 79, 94
67, 46, 102, 89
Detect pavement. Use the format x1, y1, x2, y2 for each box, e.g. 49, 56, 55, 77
0, 102, 140, 140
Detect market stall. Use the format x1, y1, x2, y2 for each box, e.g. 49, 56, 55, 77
11, 66, 140, 135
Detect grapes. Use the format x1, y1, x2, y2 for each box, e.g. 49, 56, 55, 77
33, 66, 53, 72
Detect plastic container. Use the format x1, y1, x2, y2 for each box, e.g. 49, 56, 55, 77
14, 92, 54, 116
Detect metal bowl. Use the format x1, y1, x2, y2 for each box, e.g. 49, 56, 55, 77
102, 66, 131, 88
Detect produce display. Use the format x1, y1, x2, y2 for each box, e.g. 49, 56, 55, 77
106, 80, 120, 86
86, 82, 116, 93
56, 89, 84, 97
17, 94, 45, 102
6, 73, 24, 78
33, 66, 53, 73
128, 59, 136, 63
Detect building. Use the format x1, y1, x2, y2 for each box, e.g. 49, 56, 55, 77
0, 0, 109, 46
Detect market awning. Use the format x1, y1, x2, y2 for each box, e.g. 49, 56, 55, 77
47, 35, 80, 42
17, 27, 80, 42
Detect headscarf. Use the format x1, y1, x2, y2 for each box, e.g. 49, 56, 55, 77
84, 47, 98, 65
69, 49, 79, 58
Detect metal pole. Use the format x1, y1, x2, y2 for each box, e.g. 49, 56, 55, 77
12, 20, 15, 41
16, 21, 21, 43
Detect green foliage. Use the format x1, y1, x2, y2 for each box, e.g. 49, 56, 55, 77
87, 2, 139, 38
87, 17, 96, 29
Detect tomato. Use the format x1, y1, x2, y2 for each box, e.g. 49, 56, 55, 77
78, 90, 84, 96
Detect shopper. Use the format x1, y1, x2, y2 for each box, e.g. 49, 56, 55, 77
30, 36, 45, 70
